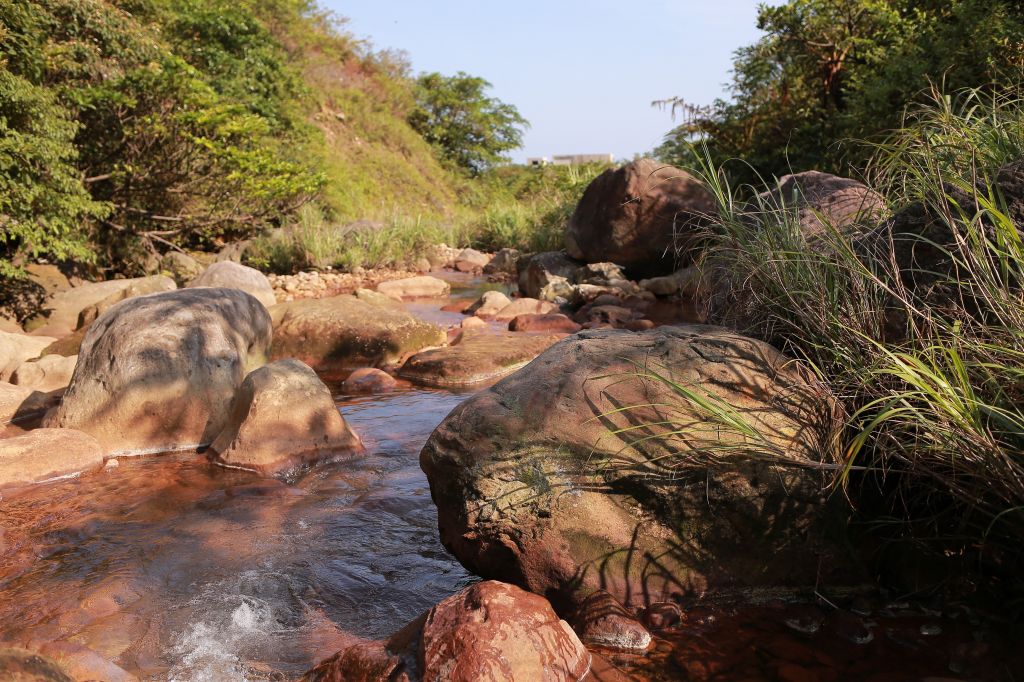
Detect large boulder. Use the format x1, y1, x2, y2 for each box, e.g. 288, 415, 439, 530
269, 295, 446, 379
399, 331, 565, 388
419, 581, 590, 682
76, 275, 176, 329
420, 325, 846, 608
0, 429, 105, 487
0, 330, 56, 381
10, 354, 77, 392
210, 359, 361, 475
376, 276, 450, 301
187, 261, 276, 309
517, 251, 581, 300
491, 297, 557, 322
42, 288, 272, 455
564, 158, 716, 276
25, 278, 160, 338
762, 170, 887, 240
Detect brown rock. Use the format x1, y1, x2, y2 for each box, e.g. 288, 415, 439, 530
461, 316, 487, 330
43, 288, 272, 456
301, 641, 410, 682
188, 261, 276, 310
420, 326, 846, 607
465, 290, 512, 318
491, 297, 557, 321
419, 581, 590, 682
0, 330, 56, 380
376, 276, 450, 301
453, 248, 490, 272
518, 251, 582, 299
483, 248, 521, 275
10, 354, 77, 392
76, 275, 176, 329
762, 170, 886, 239
624, 319, 655, 332
160, 251, 202, 285
26, 264, 72, 294
0, 648, 73, 682
353, 288, 401, 308
0, 429, 104, 487
269, 295, 446, 378
573, 304, 638, 327
399, 330, 563, 388
509, 313, 582, 334
26, 278, 163, 338
565, 158, 716, 276
571, 590, 651, 652
211, 359, 361, 475
37, 641, 137, 682
0, 383, 56, 427
342, 367, 397, 394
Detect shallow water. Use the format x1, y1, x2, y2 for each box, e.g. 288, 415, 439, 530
0, 388, 475, 680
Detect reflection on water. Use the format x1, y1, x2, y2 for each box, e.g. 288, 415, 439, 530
0, 389, 474, 680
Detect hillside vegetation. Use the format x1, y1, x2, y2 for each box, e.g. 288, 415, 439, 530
0, 0, 459, 284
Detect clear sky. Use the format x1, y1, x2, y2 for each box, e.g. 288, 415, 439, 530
321, 1, 770, 163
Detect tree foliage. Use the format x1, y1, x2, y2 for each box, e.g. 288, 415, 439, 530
655, 0, 1024, 181
0, 0, 323, 277
409, 71, 528, 174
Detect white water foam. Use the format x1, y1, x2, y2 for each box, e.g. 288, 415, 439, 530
167, 594, 278, 681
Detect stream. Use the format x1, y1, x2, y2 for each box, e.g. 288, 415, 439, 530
0, 279, 1019, 681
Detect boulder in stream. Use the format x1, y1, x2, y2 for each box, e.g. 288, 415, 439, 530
187, 261, 277, 310
420, 325, 848, 608
269, 295, 446, 378
43, 288, 272, 455
211, 359, 361, 475
376, 276, 451, 301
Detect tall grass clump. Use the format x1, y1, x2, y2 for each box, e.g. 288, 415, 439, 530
682, 88, 1024, 588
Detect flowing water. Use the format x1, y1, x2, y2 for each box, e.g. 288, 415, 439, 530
0, 388, 475, 680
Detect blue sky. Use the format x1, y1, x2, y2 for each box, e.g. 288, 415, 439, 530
322, 1, 770, 162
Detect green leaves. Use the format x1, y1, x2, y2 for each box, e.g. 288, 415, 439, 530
409, 71, 528, 174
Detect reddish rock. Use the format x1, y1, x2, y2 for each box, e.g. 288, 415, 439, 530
461, 316, 487, 330
420, 326, 846, 607
10, 354, 77, 392
565, 159, 716, 276
441, 300, 472, 313
0, 428, 105, 487
509, 313, 582, 334
624, 319, 655, 332
342, 368, 397, 394
0, 647, 73, 682
301, 641, 410, 682
573, 304, 639, 328
571, 590, 652, 652
643, 602, 683, 631
0, 383, 57, 427
420, 581, 590, 682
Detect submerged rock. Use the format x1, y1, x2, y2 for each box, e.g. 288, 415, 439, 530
43, 288, 272, 455
399, 330, 564, 388
211, 359, 361, 475
565, 158, 716, 276
188, 261, 276, 310
342, 367, 397, 394
269, 295, 446, 378
420, 325, 847, 608
571, 590, 651, 652
0, 429, 105, 487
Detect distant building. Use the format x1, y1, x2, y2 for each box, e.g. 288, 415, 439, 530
551, 153, 614, 166
526, 156, 550, 166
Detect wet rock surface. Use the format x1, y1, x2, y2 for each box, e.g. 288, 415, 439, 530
0, 428, 104, 487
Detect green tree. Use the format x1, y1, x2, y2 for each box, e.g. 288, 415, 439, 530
655, 0, 1024, 181
409, 71, 528, 174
